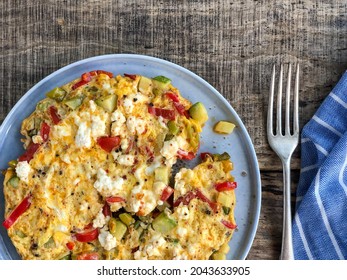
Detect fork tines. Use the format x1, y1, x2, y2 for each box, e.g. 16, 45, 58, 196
268, 63, 300, 137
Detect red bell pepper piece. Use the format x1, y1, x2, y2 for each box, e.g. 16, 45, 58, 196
40, 122, 50, 142
165, 92, 189, 117
18, 142, 40, 162
49, 106, 61, 125
124, 73, 137, 80
102, 203, 111, 217
74, 227, 99, 242
173, 191, 197, 207
148, 105, 176, 120
72, 80, 89, 90
173, 189, 217, 212
105, 196, 126, 203
66, 241, 75, 251
221, 219, 237, 230
72, 72, 93, 90
160, 186, 174, 201
165, 92, 180, 103
177, 149, 196, 160
173, 102, 190, 118
96, 70, 113, 78
81, 72, 92, 82
215, 181, 237, 192
97, 136, 121, 153
3, 194, 32, 229
200, 152, 212, 161
195, 189, 218, 212
76, 252, 99, 260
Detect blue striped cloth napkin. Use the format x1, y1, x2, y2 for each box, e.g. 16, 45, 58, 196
293, 71, 347, 259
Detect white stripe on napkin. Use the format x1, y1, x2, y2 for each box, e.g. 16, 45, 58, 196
330, 92, 347, 109
315, 170, 345, 259
338, 153, 347, 197
312, 115, 343, 137
314, 143, 329, 156
301, 164, 318, 173
294, 213, 313, 259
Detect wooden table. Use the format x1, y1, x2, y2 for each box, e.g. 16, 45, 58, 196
1, 0, 346, 259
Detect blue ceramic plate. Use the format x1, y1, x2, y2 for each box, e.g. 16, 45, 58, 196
0, 54, 261, 260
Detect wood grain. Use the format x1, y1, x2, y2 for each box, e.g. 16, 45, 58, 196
1, 0, 346, 259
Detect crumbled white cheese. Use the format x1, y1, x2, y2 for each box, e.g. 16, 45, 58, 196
15, 161, 32, 183
123, 98, 134, 113
126, 116, 146, 135
79, 201, 89, 212
94, 168, 124, 196
111, 110, 126, 123
176, 205, 190, 220
147, 232, 166, 257
145, 156, 163, 175
102, 81, 111, 91
134, 165, 146, 188
129, 189, 157, 217
188, 244, 197, 256
117, 154, 135, 166
158, 116, 167, 129
111, 110, 127, 136
60, 154, 71, 164
174, 169, 189, 197
141, 190, 157, 214
32, 135, 43, 144
121, 138, 129, 151
93, 209, 109, 228
75, 122, 92, 148
133, 93, 149, 103
134, 250, 147, 260
91, 115, 106, 139
176, 226, 188, 237
128, 195, 142, 213
89, 100, 97, 112
98, 228, 117, 251
160, 138, 179, 166
53, 124, 71, 138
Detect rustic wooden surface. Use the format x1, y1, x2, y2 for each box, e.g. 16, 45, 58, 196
1, 0, 346, 259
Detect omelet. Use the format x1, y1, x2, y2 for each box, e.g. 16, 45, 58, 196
2, 70, 236, 260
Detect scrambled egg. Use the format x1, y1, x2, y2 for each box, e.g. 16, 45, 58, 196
2, 71, 236, 260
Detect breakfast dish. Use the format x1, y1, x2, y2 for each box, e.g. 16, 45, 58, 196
2, 70, 237, 260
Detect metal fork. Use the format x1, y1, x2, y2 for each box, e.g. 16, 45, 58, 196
267, 63, 300, 260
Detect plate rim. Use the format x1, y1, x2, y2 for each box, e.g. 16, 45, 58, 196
0, 54, 261, 260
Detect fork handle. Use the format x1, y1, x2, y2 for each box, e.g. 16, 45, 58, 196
280, 159, 295, 260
